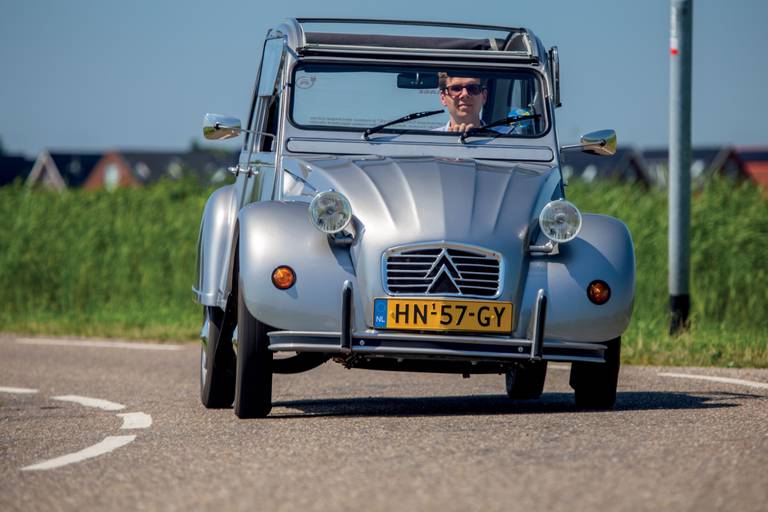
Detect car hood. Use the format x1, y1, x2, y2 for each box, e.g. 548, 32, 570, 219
284, 155, 558, 241
282, 154, 560, 308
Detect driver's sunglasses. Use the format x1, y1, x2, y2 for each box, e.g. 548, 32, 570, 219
443, 84, 486, 97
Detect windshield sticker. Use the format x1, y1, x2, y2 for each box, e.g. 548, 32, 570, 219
296, 76, 317, 89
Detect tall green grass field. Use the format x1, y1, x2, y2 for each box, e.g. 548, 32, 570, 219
0, 178, 766, 366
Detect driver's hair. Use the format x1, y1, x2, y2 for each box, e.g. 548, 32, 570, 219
438, 72, 488, 90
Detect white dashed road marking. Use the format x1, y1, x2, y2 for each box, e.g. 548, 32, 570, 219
658, 372, 768, 391
16, 337, 182, 351
52, 395, 126, 411
118, 412, 153, 429
3, 385, 153, 471
21, 435, 137, 471
0, 386, 38, 394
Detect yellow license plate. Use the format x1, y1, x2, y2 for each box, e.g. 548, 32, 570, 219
373, 298, 513, 333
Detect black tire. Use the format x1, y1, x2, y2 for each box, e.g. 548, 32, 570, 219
200, 305, 236, 408
570, 337, 621, 410
505, 361, 547, 399
234, 283, 273, 418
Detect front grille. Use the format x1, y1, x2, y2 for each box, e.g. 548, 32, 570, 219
384, 244, 502, 297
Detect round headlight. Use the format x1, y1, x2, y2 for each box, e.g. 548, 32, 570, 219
308, 191, 352, 234
539, 199, 582, 243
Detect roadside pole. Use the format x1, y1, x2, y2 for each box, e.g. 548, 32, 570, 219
669, 0, 693, 334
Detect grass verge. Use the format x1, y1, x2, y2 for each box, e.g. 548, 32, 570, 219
1, 178, 766, 367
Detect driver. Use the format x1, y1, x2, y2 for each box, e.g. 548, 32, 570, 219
437, 73, 488, 132
435, 72, 534, 135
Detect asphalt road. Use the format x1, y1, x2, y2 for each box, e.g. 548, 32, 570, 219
1, 334, 767, 512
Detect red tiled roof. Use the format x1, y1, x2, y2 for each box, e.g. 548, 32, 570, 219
743, 161, 768, 188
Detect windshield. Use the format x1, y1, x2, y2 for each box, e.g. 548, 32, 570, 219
290, 63, 548, 137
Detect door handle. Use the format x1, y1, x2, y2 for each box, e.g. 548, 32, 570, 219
228, 165, 259, 177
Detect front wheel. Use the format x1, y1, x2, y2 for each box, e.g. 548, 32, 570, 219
505, 361, 547, 400
570, 337, 621, 410
234, 283, 273, 418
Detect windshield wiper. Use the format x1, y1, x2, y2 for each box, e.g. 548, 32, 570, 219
459, 113, 542, 143
362, 109, 444, 140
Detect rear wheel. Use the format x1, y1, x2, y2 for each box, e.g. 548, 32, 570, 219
505, 361, 547, 400
234, 283, 273, 418
570, 337, 621, 410
200, 305, 236, 408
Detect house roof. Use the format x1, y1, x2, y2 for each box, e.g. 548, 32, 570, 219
642, 146, 725, 164
641, 146, 748, 184
560, 147, 652, 186
50, 153, 102, 187
0, 155, 34, 186
735, 147, 768, 162
26, 151, 103, 189
115, 150, 238, 185
736, 147, 768, 188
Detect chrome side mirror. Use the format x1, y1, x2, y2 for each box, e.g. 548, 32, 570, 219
580, 129, 616, 156
561, 129, 617, 156
203, 113, 242, 140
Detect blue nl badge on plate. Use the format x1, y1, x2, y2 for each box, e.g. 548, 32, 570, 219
373, 299, 388, 328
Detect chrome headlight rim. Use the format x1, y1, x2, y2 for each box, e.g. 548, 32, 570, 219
538, 199, 582, 244
308, 190, 353, 235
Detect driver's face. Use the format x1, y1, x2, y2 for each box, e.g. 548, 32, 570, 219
439, 77, 487, 126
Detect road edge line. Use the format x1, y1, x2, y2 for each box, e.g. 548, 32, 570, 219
658, 372, 768, 390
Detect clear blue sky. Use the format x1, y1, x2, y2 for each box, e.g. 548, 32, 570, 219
1, 0, 766, 158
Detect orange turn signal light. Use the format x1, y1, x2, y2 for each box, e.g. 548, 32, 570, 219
587, 280, 611, 305
271, 266, 296, 290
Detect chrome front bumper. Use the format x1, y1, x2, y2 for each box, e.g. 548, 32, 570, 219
267, 281, 608, 364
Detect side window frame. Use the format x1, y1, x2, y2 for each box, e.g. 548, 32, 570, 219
241, 35, 286, 204
242, 55, 262, 152
247, 36, 286, 154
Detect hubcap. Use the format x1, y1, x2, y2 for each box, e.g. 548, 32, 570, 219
200, 309, 210, 386
200, 313, 210, 349
200, 345, 207, 386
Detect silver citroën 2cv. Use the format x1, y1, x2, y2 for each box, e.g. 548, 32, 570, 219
195, 19, 635, 418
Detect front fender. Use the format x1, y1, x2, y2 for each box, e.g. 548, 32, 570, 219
238, 201, 356, 331
194, 185, 238, 308
519, 213, 635, 342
